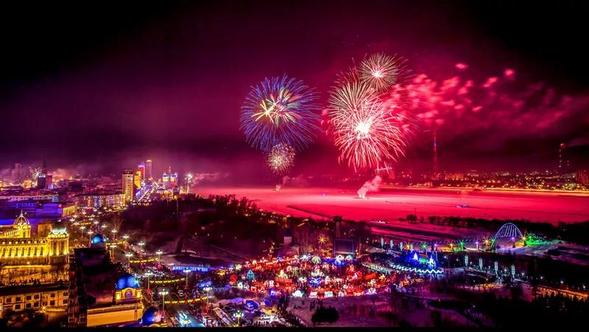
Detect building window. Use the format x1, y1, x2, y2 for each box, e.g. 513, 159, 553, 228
50, 300, 55, 306
63, 299, 67, 305
50, 293, 55, 298
26, 295, 32, 300
26, 303, 32, 309
34, 294, 40, 299
34, 302, 40, 307
16, 297, 21, 302
15, 304, 21, 310
63, 291, 68, 296
6, 298, 11, 303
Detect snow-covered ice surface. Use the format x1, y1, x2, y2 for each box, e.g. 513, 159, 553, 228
197, 186, 589, 224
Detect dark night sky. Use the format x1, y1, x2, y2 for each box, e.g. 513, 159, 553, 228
1, 0, 588, 176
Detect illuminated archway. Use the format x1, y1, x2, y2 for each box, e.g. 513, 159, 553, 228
493, 223, 523, 241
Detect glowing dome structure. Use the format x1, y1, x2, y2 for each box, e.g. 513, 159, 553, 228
91, 233, 105, 246
116, 273, 140, 290
141, 306, 161, 326
14, 211, 30, 226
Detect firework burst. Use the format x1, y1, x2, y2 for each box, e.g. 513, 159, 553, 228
267, 143, 296, 175
328, 81, 407, 171
359, 53, 407, 93
240, 75, 320, 152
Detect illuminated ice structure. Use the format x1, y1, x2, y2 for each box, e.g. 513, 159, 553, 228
388, 250, 443, 275
492, 223, 524, 249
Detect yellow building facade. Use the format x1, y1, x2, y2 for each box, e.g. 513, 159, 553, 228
0, 283, 69, 319
0, 212, 69, 265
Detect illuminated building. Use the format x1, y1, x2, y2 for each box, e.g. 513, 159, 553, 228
36, 173, 47, 189
121, 170, 134, 203
133, 170, 142, 190
0, 212, 31, 238
137, 163, 145, 180
76, 192, 124, 209
0, 212, 69, 265
68, 237, 143, 327
11, 163, 26, 184
162, 166, 178, 190
145, 160, 153, 180
0, 192, 59, 202
0, 283, 69, 320
1, 200, 76, 219
577, 170, 589, 186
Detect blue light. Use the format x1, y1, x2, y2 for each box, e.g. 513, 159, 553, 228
91, 234, 104, 245
142, 307, 161, 325
116, 273, 140, 290
309, 277, 322, 287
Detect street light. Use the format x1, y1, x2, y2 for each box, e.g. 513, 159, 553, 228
183, 269, 191, 289
158, 289, 169, 320
144, 271, 154, 290
234, 310, 243, 326
122, 234, 130, 241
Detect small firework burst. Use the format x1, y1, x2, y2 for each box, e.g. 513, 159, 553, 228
359, 53, 407, 92
267, 143, 296, 175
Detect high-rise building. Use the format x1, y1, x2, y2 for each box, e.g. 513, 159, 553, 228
133, 170, 142, 190
145, 160, 153, 180
121, 170, 134, 203
162, 166, 178, 190
577, 170, 589, 186
12, 163, 26, 184
137, 163, 145, 180
558, 143, 566, 173
36, 173, 47, 189
46, 174, 53, 189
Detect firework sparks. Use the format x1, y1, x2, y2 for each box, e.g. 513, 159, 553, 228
328, 81, 407, 171
359, 53, 407, 92
267, 143, 296, 175
240, 75, 320, 152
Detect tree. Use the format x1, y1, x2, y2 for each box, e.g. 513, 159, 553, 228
311, 306, 339, 325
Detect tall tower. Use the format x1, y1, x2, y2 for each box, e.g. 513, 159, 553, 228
433, 130, 439, 178
122, 170, 135, 203
137, 163, 145, 180
145, 160, 153, 180
558, 143, 566, 173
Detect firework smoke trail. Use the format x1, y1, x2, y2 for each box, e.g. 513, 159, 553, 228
357, 175, 382, 199
328, 81, 407, 171
240, 75, 320, 152
267, 143, 296, 175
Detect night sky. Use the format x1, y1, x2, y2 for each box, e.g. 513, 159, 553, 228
1, 0, 588, 176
